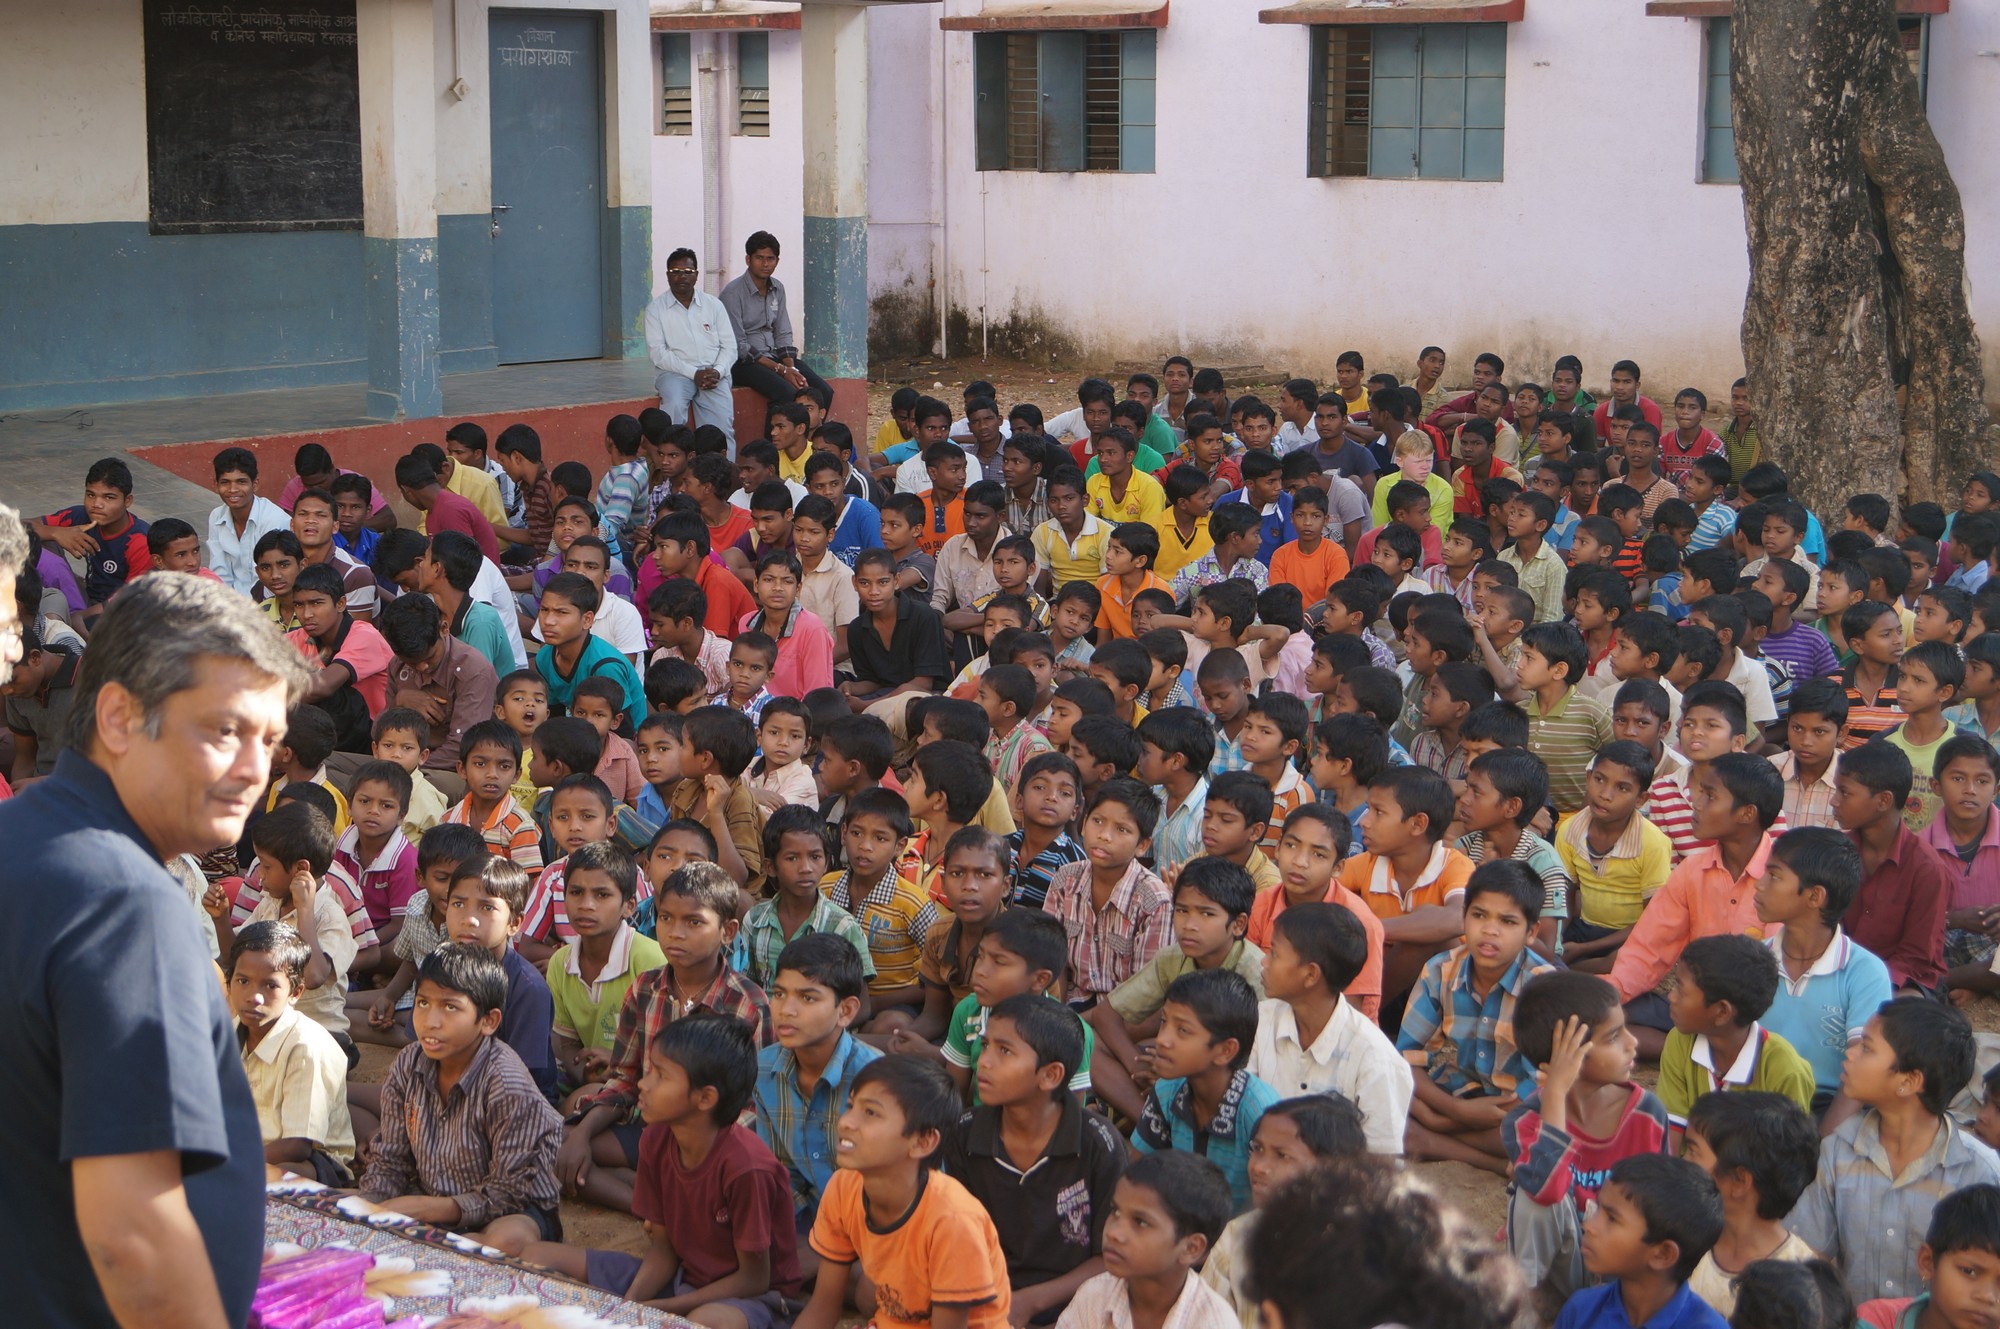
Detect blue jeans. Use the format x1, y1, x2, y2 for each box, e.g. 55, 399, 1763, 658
655, 370, 738, 447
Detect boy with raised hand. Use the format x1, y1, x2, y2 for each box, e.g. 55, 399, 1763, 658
1645, 681, 1755, 864
1089, 857, 1264, 1123
563, 861, 770, 1213
228, 920, 357, 1185
1504, 971, 1671, 1305
525, 1014, 802, 1322
544, 839, 667, 1097
1679, 1092, 1822, 1317
1054, 1151, 1236, 1329
793, 1056, 1013, 1329
755, 934, 883, 1236
1751, 828, 1893, 1123
1132, 968, 1278, 1214
1556, 1155, 1729, 1329
1610, 752, 1785, 1060
1657, 934, 1817, 1137
1398, 860, 1554, 1174
1833, 740, 1952, 996
1251, 900, 1410, 1157
1455, 748, 1571, 959
357, 943, 565, 1256
1792, 998, 2000, 1304
1342, 765, 1476, 1000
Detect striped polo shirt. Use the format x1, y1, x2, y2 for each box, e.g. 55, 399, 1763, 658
1524, 686, 1615, 815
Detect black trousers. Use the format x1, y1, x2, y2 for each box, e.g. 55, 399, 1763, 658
732, 355, 832, 407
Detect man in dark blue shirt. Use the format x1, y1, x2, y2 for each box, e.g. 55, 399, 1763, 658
0, 572, 306, 1328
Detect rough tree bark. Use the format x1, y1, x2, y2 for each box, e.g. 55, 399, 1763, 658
1732, 0, 1990, 515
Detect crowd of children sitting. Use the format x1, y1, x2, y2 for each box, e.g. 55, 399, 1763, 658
15, 347, 2000, 1329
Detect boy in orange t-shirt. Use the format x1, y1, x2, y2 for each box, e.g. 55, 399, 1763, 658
1094, 522, 1171, 641
1251, 804, 1385, 1019
795, 1056, 1012, 1329
1267, 485, 1350, 606
1338, 766, 1476, 1003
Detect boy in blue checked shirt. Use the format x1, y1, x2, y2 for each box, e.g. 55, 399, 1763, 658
753, 934, 881, 1238
1132, 968, 1277, 1215
1399, 860, 1556, 1176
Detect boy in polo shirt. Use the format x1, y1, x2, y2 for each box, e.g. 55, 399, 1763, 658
442, 719, 544, 879
1557, 742, 1674, 975
546, 841, 666, 1096
1611, 754, 1786, 1061
1341, 766, 1476, 1003
1656, 934, 1816, 1136
1646, 681, 1755, 864
935, 909, 1097, 1103
1398, 861, 1556, 1175
1085, 428, 1166, 528
1088, 858, 1265, 1123
945, 995, 1126, 1325
1035, 472, 1108, 591
33, 456, 152, 619
331, 760, 419, 980
1500, 491, 1568, 625
1249, 804, 1384, 1015
1754, 826, 1895, 1109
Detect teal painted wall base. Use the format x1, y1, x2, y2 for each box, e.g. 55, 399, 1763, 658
603, 205, 652, 360
803, 214, 868, 381
364, 236, 442, 420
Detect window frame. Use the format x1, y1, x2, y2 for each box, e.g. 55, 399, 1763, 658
657, 32, 693, 137
1306, 22, 1506, 182
735, 31, 770, 137
972, 28, 1157, 174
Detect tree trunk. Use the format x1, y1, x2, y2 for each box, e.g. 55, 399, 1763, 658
1732, 0, 1990, 516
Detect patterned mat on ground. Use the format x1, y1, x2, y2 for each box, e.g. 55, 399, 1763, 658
264, 1186, 690, 1327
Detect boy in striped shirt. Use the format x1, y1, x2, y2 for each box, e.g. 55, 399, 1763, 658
1645, 682, 1753, 864
443, 719, 545, 881
1503, 622, 1613, 816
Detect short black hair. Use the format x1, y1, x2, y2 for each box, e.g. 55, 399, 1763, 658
1463, 859, 1544, 924
1174, 856, 1257, 921
987, 992, 1087, 1099
1590, 738, 1657, 789
349, 758, 413, 814
1314, 713, 1389, 787
1338, 666, 1404, 730
1205, 770, 1274, 835
1068, 716, 1139, 777
1707, 751, 1786, 831
1679, 933, 1779, 1026
417, 822, 486, 877
1161, 968, 1260, 1070
228, 919, 311, 987
983, 904, 1071, 984
1260, 1093, 1368, 1160
1682, 678, 1749, 737
1136, 706, 1216, 776
1768, 826, 1866, 926
1520, 621, 1588, 686
1121, 1151, 1234, 1249
1730, 1259, 1855, 1329
1875, 995, 1977, 1116
279, 703, 339, 772
919, 696, 991, 749
418, 942, 509, 1017
846, 786, 916, 839
683, 706, 758, 778
1083, 777, 1163, 842
1925, 1184, 2000, 1260
849, 1054, 960, 1169
1787, 677, 1851, 728
910, 740, 992, 824
651, 1013, 759, 1123
1370, 765, 1455, 844
460, 717, 523, 768
532, 716, 603, 777
1270, 901, 1367, 994
1468, 748, 1548, 829
644, 656, 709, 712
250, 800, 336, 877
1245, 692, 1310, 751
1246, 1159, 1531, 1329
1837, 739, 1915, 811
1460, 701, 1529, 749
774, 931, 868, 1005
1685, 1091, 1820, 1221
1606, 1154, 1724, 1281
821, 715, 895, 779
1514, 970, 1621, 1067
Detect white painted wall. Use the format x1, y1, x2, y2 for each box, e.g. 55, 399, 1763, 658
0, 0, 148, 226
867, 4, 946, 354
1928, 2, 2000, 390
648, 29, 806, 295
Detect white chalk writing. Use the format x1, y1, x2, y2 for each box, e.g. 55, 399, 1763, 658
497, 45, 576, 67
160, 6, 357, 45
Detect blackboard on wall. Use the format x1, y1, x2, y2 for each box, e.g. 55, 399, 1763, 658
143, 0, 363, 234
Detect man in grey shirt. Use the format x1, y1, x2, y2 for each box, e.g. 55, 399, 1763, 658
718, 229, 832, 409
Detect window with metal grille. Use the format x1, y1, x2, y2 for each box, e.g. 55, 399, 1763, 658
1702, 15, 1926, 186
659, 34, 692, 136
1306, 23, 1504, 181
973, 29, 1155, 173
736, 32, 769, 137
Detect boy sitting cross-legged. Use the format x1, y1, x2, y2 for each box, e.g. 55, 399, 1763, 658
792, 1055, 1014, 1329
753, 933, 883, 1241
1556, 1154, 1729, 1329
228, 921, 357, 1186
1251, 896, 1411, 1158
563, 860, 771, 1213
524, 1014, 803, 1323
1198, 1094, 1368, 1329
355, 944, 565, 1256
1656, 934, 1817, 1137
1133, 968, 1279, 1214
945, 995, 1128, 1325
1791, 997, 2000, 1305
544, 840, 667, 1100
1680, 1091, 1823, 1317
1504, 970, 1671, 1306
1055, 1150, 1238, 1329
1088, 857, 1266, 1123
1398, 860, 1558, 1175
439, 853, 558, 1104
1344, 764, 1478, 1002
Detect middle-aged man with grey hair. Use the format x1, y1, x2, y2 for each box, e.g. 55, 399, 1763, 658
0, 560, 309, 1329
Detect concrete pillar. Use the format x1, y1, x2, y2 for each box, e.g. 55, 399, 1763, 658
801, 4, 870, 428
358, 0, 441, 421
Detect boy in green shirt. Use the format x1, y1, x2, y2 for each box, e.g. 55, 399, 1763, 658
939, 909, 1096, 1106
545, 841, 666, 1098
